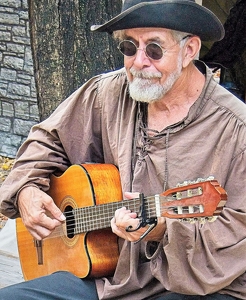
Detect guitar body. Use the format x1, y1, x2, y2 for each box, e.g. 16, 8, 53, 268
16, 164, 122, 280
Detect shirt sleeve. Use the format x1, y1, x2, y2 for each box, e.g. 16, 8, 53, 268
0, 75, 103, 218
148, 149, 246, 296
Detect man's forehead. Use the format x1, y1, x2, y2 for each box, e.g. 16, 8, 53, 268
124, 28, 173, 41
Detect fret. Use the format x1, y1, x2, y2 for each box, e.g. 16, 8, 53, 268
154, 194, 161, 217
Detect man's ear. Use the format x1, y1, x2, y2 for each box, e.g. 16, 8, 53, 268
182, 36, 201, 68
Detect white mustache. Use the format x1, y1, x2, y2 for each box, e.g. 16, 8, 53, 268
130, 68, 162, 79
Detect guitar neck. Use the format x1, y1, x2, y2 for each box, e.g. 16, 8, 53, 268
64, 179, 227, 237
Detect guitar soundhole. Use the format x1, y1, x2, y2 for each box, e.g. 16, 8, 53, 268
64, 205, 75, 239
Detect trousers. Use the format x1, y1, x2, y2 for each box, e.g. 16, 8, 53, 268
0, 271, 237, 300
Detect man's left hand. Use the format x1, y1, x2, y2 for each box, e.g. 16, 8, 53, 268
111, 192, 166, 242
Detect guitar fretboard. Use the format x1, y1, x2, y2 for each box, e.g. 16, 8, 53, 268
65, 196, 160, 236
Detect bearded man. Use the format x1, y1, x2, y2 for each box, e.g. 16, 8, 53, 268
1, 1, 246, 300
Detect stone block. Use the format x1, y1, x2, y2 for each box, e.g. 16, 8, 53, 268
0, 0, 22, 9
0, 87, 7, 97
22, 0, 28, 10
0, 77, 8, 97
6, 42, 25, 54
3, 56, 24, 70
0, 143, 19, 158
8, 82, 30, 97
0, 42, 6, 51
2, 102, 14, 117
30, 104, 40, 121
14, 100, 29, 119
0, 30, 11, 41
12, 25, 26, 37
0, 117, 11, 132
0, 68, 17, 81
0, 12, 19, 25
19, 10, 29, 20
12, 36, 30, 45
13, 119, 37, 136
0, 132, 21, 147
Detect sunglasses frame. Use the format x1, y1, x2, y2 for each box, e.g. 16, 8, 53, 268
118, 35, 192, 61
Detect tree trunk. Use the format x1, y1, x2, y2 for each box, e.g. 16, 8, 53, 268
28, 0, 122, 120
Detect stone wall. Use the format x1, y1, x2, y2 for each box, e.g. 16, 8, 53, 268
0, 0, 39, 158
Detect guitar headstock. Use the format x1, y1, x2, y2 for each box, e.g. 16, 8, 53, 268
160, 179, 227, 219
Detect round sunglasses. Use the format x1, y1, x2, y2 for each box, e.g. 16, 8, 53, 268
118, 35, 191, 61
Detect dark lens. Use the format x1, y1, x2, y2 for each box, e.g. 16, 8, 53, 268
146, 43, 163, 60
119, 40, 137, 57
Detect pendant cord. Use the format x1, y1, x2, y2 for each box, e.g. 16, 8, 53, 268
163, 128, 170, 191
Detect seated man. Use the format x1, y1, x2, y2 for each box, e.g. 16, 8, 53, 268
1, 0, 246, 299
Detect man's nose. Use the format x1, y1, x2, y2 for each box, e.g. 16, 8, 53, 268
133, 47, 152, 68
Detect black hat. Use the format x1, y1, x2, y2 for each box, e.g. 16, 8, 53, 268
91, 0, 225, 41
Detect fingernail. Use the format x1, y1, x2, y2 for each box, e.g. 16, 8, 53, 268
60, 214, 66, 221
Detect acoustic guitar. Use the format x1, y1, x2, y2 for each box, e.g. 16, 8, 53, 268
16, 163, 227, 281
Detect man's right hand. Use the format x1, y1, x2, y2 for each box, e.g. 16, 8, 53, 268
18, 186, 66, 240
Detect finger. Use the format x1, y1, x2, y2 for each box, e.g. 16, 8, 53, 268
111, 217, 117, 232
111, 217, 124, 236
23, 210, 60, 239
114, 207, 130, 218
28, 225, 53, 241
124, 192, 140, 200
114, 207, 137, 226
39, 212, 63, 229
27, 229, 42, 241
42, 196, 66, 222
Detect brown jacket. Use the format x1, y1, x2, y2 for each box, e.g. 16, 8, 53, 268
1, 62, 246, 299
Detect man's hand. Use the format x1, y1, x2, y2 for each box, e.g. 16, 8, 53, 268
18, 186, 66, 240
111, 192, 166, 242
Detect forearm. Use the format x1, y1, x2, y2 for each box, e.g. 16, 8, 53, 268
0, 127, 69, 218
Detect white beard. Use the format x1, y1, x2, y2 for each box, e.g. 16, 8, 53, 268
128, 53, 183, 103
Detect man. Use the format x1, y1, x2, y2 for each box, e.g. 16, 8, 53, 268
0, 0, 246, 299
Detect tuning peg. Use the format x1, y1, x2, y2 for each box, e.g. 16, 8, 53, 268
176, 176, 215, 187
178, 216, 218, 224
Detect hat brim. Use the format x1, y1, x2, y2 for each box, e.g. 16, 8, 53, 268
91, 0, 225, 41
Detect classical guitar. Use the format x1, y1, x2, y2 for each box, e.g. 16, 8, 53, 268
16, 163, 227, 281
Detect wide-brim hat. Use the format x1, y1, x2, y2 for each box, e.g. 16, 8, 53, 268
91, 0, 225, 41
